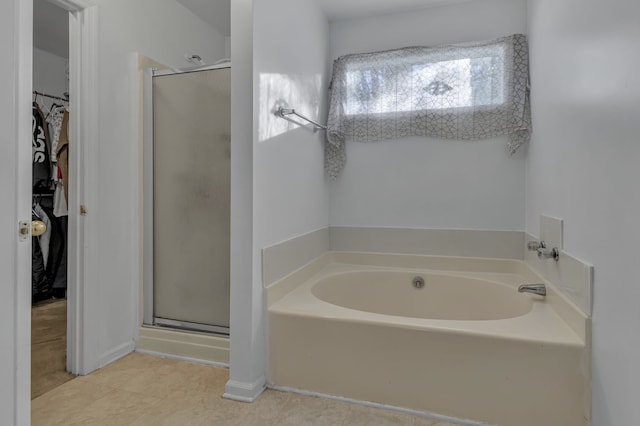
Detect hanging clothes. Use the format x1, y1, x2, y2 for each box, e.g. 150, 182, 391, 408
32, 210, 49, 301
33, 203, 51, 269
51, 216, 68, 294
32, 102, 52, 190
40, 204, 65, 291
53, 180, 68, 217
46, 105, 66, 163
56, 110, 70, 204
31, 203, 66, 301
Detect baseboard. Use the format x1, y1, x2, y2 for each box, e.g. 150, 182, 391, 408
135, 326, 229, 365
223, 376, 267, 402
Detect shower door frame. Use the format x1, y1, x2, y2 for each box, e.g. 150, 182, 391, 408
143, 63, 231, 336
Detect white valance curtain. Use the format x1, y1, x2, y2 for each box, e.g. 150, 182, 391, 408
325, 34, 531, 178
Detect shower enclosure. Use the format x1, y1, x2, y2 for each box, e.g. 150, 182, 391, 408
143, 64, 231, 335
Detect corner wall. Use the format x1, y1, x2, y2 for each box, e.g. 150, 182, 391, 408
328, 0, 527, 231
526, 0, 640, 423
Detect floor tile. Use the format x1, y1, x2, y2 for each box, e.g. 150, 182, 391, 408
31, 380, 114, 425
343, 403, 418, 425
73, 388, 161, 425
31, 299, 75, 399
31, 352, 471, 426
277, 393, 352, 426
414, 416, 464, 426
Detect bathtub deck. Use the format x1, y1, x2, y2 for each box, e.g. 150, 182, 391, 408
268, 255, 590, 426
271, 262, 583, 346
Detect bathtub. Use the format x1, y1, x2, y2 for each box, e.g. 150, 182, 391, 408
267, 252, 590, 426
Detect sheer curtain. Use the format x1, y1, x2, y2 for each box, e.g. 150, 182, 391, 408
325, 34, 531, 178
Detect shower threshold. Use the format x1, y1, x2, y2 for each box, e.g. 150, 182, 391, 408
154, 317, 229, 336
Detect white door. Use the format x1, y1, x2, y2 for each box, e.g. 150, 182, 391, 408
0, 0, 34, 424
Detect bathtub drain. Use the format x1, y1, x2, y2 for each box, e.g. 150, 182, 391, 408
412, 276, 425, 289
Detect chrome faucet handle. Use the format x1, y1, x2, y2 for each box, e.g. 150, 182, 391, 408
537, 246, 559, 261
527, 240, 546, 251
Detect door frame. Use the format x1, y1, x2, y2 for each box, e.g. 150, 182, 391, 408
52, 0, 101, 377
143, 64, 232, 335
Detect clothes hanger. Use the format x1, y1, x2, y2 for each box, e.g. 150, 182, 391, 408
46, 102, 63, 119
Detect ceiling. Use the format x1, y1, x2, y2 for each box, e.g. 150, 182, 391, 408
33, 0, 69, 58
31, 0, 464, 59
177, 0, 231, 37
176, 0, 465, 37
316, 0, 472, 20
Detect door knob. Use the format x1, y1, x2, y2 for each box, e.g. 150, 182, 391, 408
32, 220, 47, 237
20, 220, 47, 239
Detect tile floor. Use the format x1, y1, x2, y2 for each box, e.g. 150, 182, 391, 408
32, 353, 463, 425
32, 299, 74, 399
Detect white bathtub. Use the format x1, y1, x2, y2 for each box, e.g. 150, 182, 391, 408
268, 252, 590, 426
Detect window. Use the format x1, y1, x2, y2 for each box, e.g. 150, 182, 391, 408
325, 35, 531, 178
344, 44, 506, 115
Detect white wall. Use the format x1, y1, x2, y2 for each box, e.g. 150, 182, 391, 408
254, 0, 330, 250
85, 0, 226, 369
328, 0, 527, 231
33, 47, 68, 107
225, 0, 329, 400
225, 0, 331, 399
526, 0, 640, 423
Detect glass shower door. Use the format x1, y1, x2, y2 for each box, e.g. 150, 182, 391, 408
145, 66, 230, 334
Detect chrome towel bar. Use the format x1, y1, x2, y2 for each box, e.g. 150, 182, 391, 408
277, 107, 327, 131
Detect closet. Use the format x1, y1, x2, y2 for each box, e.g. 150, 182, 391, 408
31, 0, 74, 400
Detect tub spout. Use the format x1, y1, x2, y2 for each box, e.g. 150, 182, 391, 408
518, 284, 546, 296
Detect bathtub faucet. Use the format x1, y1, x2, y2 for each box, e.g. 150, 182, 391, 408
528, 240, 560, 261
518, 284, 546, 296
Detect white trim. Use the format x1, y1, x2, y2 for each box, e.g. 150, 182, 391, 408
47, 0, 100, 375
142, 67, 154, 326
128, 53, 142, 343
135, 349, 230, 369
267, 385, 493, 426
153, 318, 230, 335
223, 377, 267, 402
